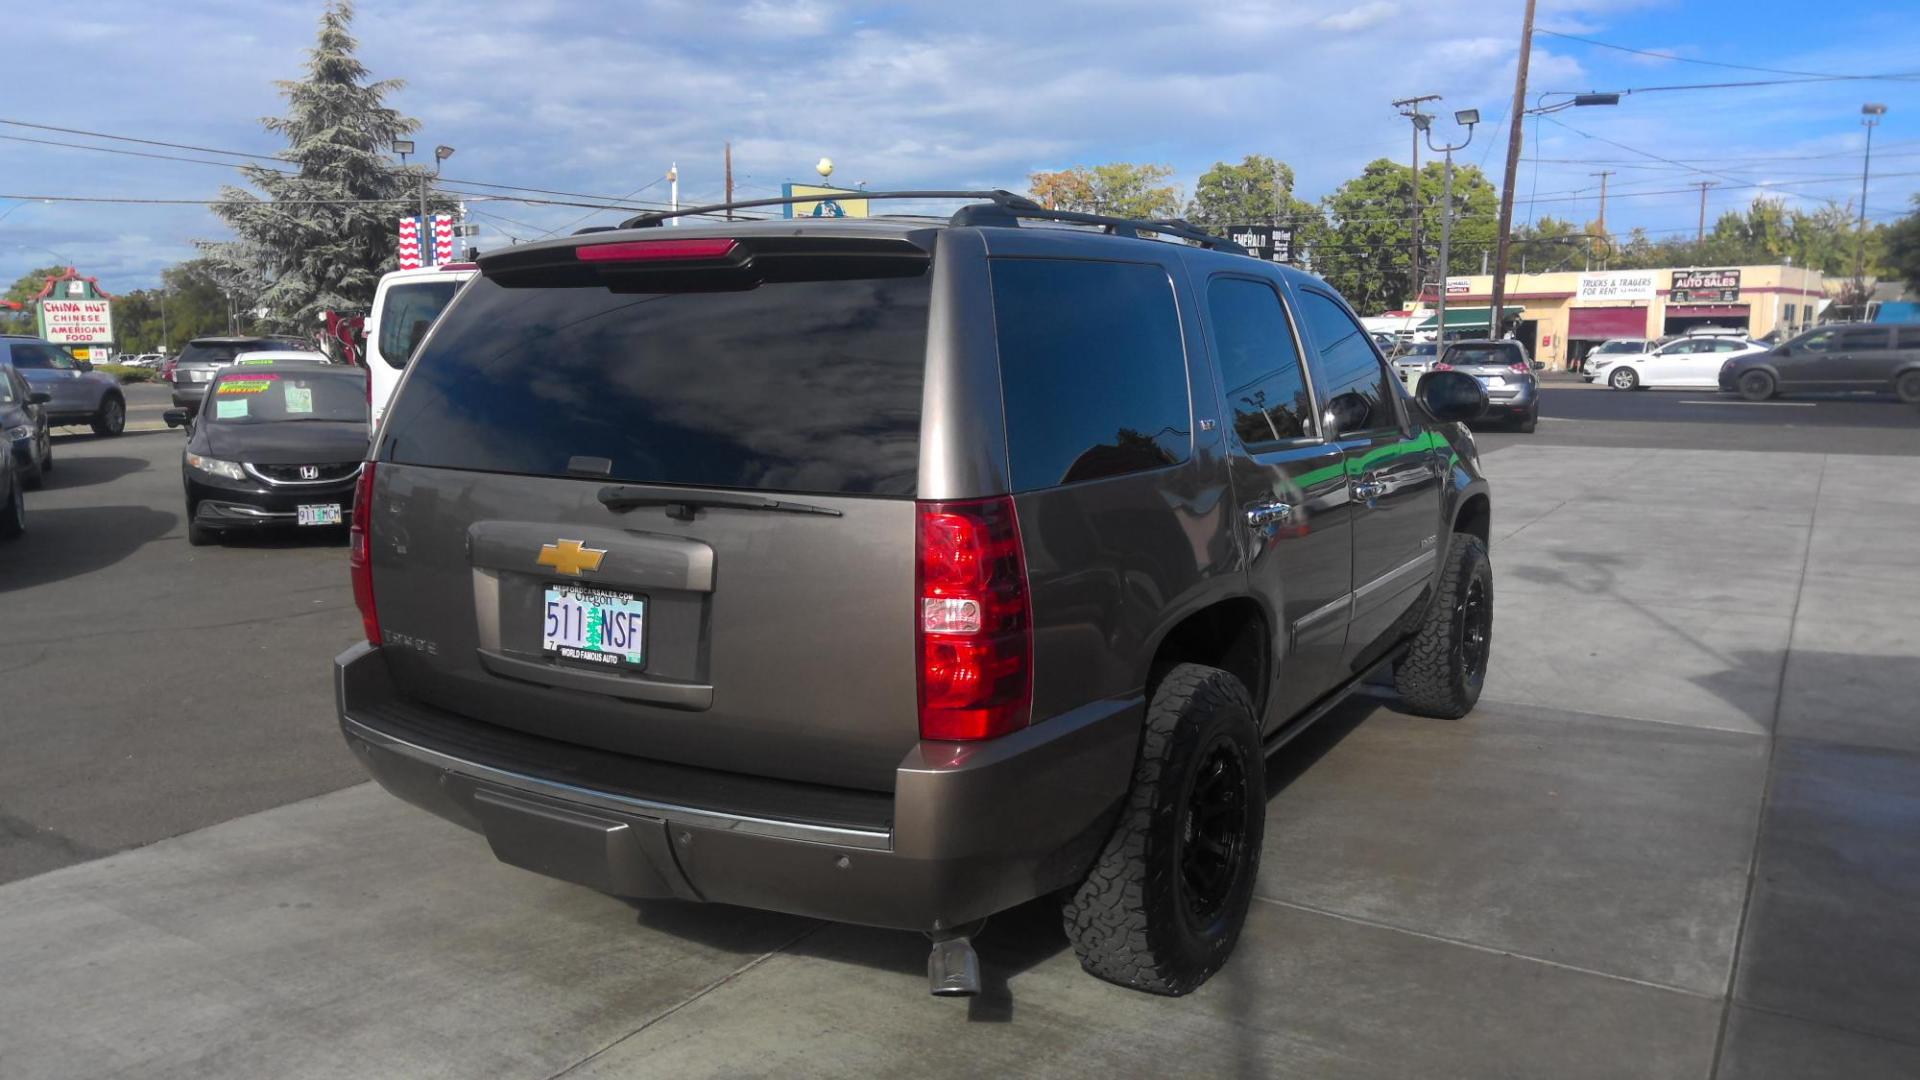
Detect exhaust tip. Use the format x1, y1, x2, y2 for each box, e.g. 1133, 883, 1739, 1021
927, 936, 981, 997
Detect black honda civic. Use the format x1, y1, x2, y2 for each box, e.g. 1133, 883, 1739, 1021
165, 360, 369, 546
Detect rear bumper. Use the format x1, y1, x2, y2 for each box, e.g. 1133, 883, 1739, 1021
335, 642, 1138, 932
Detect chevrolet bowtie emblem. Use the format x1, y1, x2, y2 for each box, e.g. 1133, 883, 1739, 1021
537, 539, 607, 576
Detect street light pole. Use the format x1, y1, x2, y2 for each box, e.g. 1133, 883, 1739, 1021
1394, 95, 1440, 306
1427, 110, 1478, 345
1857, 104, 1887, 304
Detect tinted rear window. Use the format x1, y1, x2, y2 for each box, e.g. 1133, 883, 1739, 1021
1443, 342, 1523, 364
177, 339, 302, 366
382, 271, 932, 496
992, 259, 1190, 491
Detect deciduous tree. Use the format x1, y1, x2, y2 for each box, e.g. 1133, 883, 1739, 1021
1027, 163, 1181, 220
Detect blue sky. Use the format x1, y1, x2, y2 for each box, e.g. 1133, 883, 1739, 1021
2, 0, 1917, 293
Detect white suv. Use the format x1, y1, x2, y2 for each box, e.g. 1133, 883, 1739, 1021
365, 264, 477, 429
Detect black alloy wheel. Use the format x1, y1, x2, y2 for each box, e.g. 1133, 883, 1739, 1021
1179, 739, 1251, 929
1455, 575, 1491, 692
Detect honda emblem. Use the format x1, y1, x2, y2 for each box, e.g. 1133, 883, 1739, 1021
299, 465, 320, 480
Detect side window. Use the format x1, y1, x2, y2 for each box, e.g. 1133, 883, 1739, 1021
992, 259, 1191, 491
377, 281, 461, 370
1799, 329, 1836, 353
1838, 327, 1892, 351
1899, 327, 1920, 350
1295, 289, 1397, 434
8, 344, 69, 370
1205, 277, 1314, 449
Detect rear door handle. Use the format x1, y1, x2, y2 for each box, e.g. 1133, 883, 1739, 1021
1352, 481, 1386, 501
1245, 501, 1296, 529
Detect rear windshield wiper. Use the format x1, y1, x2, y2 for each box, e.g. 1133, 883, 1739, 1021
596, 486, 844, 521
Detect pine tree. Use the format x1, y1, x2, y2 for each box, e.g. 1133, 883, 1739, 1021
204, 1, 449, 332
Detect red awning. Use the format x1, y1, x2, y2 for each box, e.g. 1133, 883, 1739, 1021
1568, 306, 1648, 339
1667, 304, 1749, 319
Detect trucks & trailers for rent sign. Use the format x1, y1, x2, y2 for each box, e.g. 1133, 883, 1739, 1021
38, 299, 113, 345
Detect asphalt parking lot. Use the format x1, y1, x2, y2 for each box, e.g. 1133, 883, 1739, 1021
2, 386, 1917, 1078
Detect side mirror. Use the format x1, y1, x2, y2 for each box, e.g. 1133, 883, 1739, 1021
1774, 345, 1791, 356
1531, 360, 1545, 371
1415, 370, 1489, 424
75, 359, 94, 373
163, 408, 191, 430
28, 391, 51, 405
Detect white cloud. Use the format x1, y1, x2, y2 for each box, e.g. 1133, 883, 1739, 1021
1318, 2, 1397, 33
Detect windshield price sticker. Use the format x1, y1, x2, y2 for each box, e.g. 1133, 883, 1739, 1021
218, 376, 278, 395
285, 385, 314, 414
215, 398, 249, 419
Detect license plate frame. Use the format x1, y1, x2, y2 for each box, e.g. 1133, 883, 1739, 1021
296, 503, 342, 526
542, 585, 647, 670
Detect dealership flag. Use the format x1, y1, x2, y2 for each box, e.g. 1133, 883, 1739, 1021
432, 213, 456, 265
397, 216, 423, 270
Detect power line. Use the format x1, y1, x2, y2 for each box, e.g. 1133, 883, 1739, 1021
1536, 28, 1920, 81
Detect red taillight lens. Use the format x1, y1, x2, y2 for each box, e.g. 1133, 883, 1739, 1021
916, 496, 1031, 741
349, 462, 380, 646
1509, 361, 1530, 374
1432, 361, 1453, 371
574, 238, 737, 263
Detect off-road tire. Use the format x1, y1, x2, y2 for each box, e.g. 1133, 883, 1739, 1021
1895, 369, 1920, 405
0, 473, 23, 541
1737, 370, 1776, 402
1609, 368, 1638, 391
1393, 533, 1493, 719
92, 395, 125, 436
1062, 663, 1264, 996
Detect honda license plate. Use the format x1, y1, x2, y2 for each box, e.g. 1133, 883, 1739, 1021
297, 503, 342, 526
543, 585, 646, 668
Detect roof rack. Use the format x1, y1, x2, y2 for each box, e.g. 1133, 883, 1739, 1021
617, 190, 1248, 255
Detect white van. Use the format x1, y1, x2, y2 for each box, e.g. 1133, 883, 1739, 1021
365, 263, 477, 428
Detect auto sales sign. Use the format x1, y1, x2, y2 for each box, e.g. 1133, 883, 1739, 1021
39, 299, 114, 344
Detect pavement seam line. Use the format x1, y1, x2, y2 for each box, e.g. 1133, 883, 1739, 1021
1706, 451, 1826, 1079
1250, 894, 1721, 1002
542, 920, 827, 1080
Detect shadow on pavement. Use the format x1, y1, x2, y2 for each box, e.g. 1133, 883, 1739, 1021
38, 455, 148, 491
199, 526, 351, 550
0, 505, 175, 593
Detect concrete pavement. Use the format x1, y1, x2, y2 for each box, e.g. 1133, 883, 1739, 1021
2, 441, 1917, 1077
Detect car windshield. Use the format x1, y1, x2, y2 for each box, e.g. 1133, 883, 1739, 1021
1595, 341, 1642, 354
204, 370, 367, 424
1442, 343, 1522, 365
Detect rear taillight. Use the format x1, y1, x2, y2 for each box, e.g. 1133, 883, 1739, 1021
1509, 362, 1530, 374
349, 462, 380, 646
575, 238, 737, 263
1433, 361, 1454, 371
916, 496, 1031, 741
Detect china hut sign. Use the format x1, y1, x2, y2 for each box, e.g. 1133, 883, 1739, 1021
32, 268, 116, 347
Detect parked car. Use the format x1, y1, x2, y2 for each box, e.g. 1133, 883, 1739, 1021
1577, 337, 1654, 378
365, 263, 477, 429
1387, 340, 1440, 389
1436, 339, 1541, 432
164, 361, 369, 546
168, 335, 311, 416
1, 363, 53, 488
0, 413, 22, 541
1599, 335, 1766, 391
336, 192, 1495, 1000
0, 336, 127, 435
1720, 323, 1920, 402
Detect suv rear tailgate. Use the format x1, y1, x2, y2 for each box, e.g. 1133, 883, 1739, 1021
371, 234, 934, 792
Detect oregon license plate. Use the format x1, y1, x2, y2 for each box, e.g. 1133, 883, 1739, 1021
297, 503, 342, 526
1478, 375, 1506, 388
543, 585, 646, 668
190, 370, 213, 382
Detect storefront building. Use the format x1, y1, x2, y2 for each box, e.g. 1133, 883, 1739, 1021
1415, 264, 1827, 369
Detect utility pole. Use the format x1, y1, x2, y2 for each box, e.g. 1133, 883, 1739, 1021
668, 163, 679, 225
724, 142, 735, 220
1487, 0, 1537, 344
1857, 104, 1887, 304
1394, 95, 1440, 307
1695, 182, 1716, 243
1590, 171, 1613, 234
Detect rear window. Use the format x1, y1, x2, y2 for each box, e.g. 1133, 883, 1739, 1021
383, 270, 932, 496
1443, 342, 1524, 364
177, 339, 303, 366
992, 259, 1190, 491
376, 280, 462, 370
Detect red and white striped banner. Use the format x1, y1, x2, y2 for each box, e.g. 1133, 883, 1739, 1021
432, 213, 456, 265
396, 216, 423, 270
